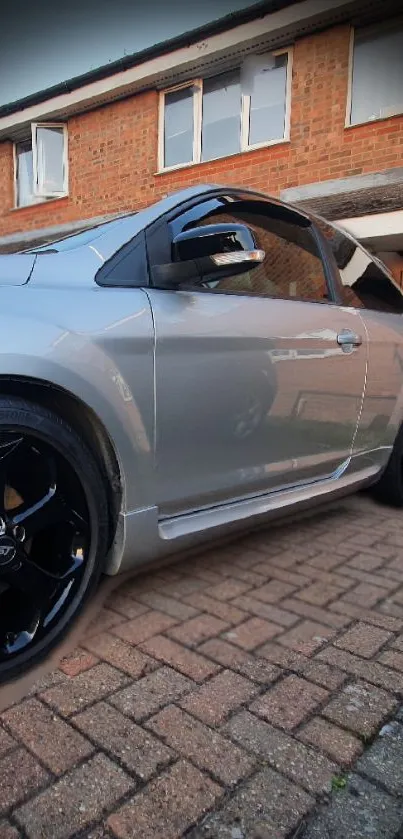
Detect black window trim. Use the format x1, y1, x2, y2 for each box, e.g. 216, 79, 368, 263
311, 221, 349, 307
313, 216, 403, 314
94, 186, 340, 298
95, 230, 148, 287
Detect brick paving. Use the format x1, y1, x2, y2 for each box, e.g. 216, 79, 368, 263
299, 711, 403, 838
2, 495, 403, 837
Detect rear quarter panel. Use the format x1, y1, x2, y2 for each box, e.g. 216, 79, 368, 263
355, 308, 403, 457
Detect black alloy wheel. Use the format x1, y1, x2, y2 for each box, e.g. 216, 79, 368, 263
0, 397, 109, 684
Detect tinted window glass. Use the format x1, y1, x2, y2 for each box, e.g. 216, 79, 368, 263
176, 202, 329, 303
317, 219, 403, 313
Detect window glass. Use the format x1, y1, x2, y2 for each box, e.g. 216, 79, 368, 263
248, 54, 287, 145
351, 23, 403, 124
15, 140, 34, 207
317, 219, 403, 313
161, 51, 288, 168
164, 87, 195, 168
35, 126, 65, 194
15, 125, 67, 207
201, 70, 241, 161
179, 203, 328, 303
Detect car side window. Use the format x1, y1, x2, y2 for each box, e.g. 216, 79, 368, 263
173, 203, 330, 303
317, 219, 403, 314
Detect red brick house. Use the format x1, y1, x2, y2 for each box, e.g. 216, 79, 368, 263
0, 0, 402, 279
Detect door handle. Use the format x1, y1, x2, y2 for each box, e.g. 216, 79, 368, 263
337, 329, 362, 349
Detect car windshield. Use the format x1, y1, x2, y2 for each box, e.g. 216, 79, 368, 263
21, 214, 136, 254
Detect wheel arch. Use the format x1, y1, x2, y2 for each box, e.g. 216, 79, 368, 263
0, 375, 122, 547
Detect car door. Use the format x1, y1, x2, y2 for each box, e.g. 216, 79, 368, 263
146, 192, 367, 518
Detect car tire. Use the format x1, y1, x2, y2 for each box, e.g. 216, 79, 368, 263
371, 425, 403, 508
0, 396, 109, 684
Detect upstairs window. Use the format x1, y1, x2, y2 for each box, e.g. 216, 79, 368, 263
15, 123, 68, 207
159, 50, 290, 170
349, 21, 403, 125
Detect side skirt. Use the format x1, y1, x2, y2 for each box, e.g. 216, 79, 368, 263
107, 448, 388, 574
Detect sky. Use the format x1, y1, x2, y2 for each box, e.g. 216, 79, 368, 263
0, 0, 260, 107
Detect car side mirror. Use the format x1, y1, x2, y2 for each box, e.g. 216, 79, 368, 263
151, 223, 265, 289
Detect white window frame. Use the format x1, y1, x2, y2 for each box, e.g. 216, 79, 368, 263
345, 24, 403, 128
14, 122, 68, 207
158, 47, 292, 173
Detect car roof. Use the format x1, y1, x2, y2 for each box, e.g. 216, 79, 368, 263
27, 184, 316, 258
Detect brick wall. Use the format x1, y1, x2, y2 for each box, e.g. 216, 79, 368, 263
1, 23, 403, 237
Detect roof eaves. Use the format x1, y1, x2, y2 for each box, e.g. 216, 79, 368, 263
0, 0, 299, 118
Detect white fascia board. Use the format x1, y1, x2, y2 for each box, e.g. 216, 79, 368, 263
337, 211, 403, 240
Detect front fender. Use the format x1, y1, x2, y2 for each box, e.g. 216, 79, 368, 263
0, 288, 155, 512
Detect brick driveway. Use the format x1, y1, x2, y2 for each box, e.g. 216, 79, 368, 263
1, 493, 403, 838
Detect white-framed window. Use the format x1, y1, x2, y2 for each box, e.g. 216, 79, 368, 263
14, 123, 68, 207
347, 20, 403, 126
158, 49, 291, 171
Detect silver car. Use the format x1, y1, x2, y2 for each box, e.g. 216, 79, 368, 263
0, 183, 402, 682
